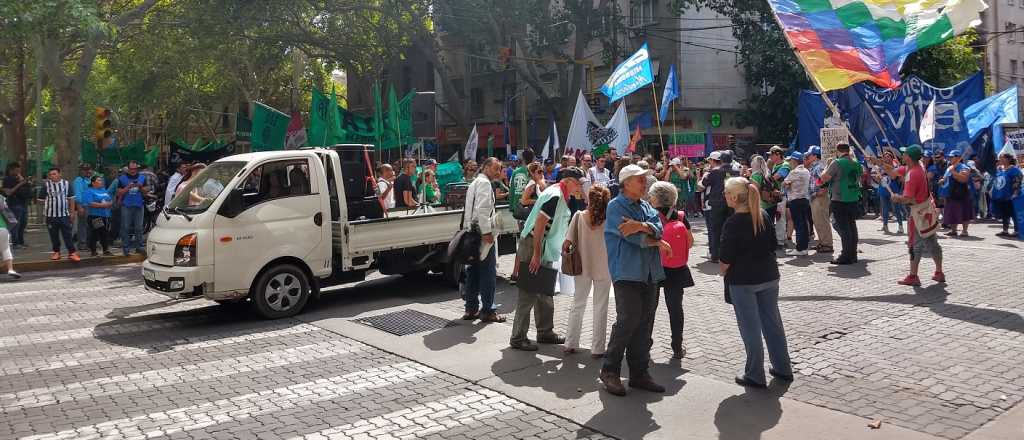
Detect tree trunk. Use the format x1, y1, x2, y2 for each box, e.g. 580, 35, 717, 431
54, 85, 83, 172
9, 43, 28, 163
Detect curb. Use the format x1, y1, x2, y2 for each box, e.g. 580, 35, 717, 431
14, 254, 146, 273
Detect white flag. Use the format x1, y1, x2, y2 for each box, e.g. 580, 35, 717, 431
463, 124, 479, 160
919, 99, 936, 143
542, 120, 560, 160
606, 103, 630, 155
565, 91, 601, 153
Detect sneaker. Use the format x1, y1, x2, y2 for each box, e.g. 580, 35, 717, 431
7, 270, 21, 280
68, 252, 81, 262
945, 230, 959, 237
102, 250, 114, 257
787, 249, 809, 256
932, 272, 946, 283
49, 252, 61, 261
996, 231, 1011, 237
509, 340, 538, 351
897, 275, 922, 286
537, 334, 566, 344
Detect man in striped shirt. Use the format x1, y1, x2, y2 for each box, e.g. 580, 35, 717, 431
38, 167, 80, 262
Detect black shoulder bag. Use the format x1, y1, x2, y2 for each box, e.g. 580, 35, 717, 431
446, 182, 487, 264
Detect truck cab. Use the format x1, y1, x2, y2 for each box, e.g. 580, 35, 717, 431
143, 146, 518, 319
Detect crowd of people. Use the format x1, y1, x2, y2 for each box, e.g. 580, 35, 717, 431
0, 157, 220, 276
447, 141, 1021, 396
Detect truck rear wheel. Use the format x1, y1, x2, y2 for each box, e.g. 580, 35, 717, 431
251, 264, 311, 319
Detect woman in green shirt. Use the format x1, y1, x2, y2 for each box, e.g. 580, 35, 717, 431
418, 169, 442, 205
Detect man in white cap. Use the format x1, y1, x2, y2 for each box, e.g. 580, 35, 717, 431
699, 151, 730, 262
600, 164, 667, 396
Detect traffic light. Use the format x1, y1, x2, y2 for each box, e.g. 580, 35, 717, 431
498, 47, 512, 70
94, 107, 113, 148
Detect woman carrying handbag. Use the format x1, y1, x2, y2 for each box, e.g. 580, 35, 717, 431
562, 185, 612, 358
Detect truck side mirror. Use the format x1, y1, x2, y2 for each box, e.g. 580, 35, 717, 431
218, 187, 245, 218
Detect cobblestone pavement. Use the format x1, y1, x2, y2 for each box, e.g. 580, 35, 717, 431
466, 218, 1022, 440
0, 217, 1021, 439
0, 272, 611, 439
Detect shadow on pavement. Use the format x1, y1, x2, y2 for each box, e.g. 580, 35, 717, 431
713, 379, 790, 440
779, 285, 1024, 334
422, 320, 488, 350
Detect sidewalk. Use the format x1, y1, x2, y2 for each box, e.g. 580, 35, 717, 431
10, 224, 145, 272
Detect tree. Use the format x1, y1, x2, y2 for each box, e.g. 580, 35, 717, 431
0, 8, 46, 164
901, 31, 982, 88
430, 0, 622, 134
6, 0, 160, 172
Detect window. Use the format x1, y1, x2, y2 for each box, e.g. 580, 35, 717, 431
629, 0, 656, 27
240, 159, 313, 209
1012, 59, 1018, 76
471, 88, 484, 118
168, 161, 245, 213
1011, 0, 1015, 6
1009, 23, 1017, 43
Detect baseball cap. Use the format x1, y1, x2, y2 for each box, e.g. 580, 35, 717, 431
617, 164, 651, 182
769, 145, 785, 155
557, 166, 584, 181
900, 144, 923, 161
786, 151, 804, 162
670, 157, 682, 166
946, 149, 962, 158
708, 151, 722, 161
806, 146, 822, 158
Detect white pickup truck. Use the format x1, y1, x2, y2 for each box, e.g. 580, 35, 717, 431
142, 145, 518, 318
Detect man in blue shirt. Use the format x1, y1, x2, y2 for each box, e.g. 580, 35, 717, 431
116, 161, 149, 255
72, 163, 95, 251
600, 164, 667, 397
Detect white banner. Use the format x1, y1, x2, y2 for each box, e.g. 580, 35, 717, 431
820, 127, 850, 161
606, 103, 630, 155
566, 91, 601, 153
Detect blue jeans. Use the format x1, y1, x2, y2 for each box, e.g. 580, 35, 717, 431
878, 194, 904, 228
120, 206, 145, 252
463, 245, 497, 314
46, 216, 76, 253
8, 204, 27, 245
788, 198, 811, 251
729, 279, 791, 385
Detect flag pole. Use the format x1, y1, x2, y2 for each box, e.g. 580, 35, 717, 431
650, 85, 666, 158
671, 101, 677, 156
767, 11, 869, 159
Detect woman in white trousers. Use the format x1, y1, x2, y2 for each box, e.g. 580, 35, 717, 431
563, 185, 613, 358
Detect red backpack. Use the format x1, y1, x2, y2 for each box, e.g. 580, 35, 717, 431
659, 210, 691, 268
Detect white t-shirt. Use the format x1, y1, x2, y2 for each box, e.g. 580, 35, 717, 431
589, 166, 611, 187
377, 178, 395, 209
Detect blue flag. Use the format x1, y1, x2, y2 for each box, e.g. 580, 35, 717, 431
601, 43, 654, 103
659, 64, 679, 123
966, 85, 1019, 153
705, 122, 714, 157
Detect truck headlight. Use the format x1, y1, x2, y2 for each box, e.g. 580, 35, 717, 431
174, 233, 197, 267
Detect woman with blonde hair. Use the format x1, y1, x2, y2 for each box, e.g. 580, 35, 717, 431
720, 177, 792, 389
562, 184, 613, 358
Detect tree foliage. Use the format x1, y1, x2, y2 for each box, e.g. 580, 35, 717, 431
901, 31, 982, 88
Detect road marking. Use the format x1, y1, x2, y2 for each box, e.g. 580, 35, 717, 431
0, 313, 216, 348
0, 324, 320, 375
1, 340, 364, 410
20, 362, 434, 440
285, 388, 527, 440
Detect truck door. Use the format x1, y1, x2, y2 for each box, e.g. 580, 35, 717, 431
212, 157, 327, 293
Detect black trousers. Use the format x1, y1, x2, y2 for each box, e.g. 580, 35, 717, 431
708, 204, 731, 260
87, 216, 110, 253
831, 201, 860, 261
603, 280, 658, 377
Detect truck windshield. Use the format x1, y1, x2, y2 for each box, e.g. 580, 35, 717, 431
167, 162, 245, 214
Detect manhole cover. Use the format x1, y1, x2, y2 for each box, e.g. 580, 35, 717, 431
354, 309, 456, 336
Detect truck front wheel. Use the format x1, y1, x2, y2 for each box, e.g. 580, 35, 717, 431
251, 264, 311, 319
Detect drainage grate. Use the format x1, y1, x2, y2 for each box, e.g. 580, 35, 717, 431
354, 309, 457, 336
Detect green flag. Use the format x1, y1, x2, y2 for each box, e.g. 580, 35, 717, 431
144, 147, 160, 169
251, 102, 290, 152
308, 88, 347, 147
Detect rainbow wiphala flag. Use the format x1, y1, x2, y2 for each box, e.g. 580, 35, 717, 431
769, 0, 988, 91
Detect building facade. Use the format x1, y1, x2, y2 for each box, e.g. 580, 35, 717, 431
982, 0, 1024, 113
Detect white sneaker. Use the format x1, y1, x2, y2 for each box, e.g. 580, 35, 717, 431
787, 249, 809, 256
7, 270, 21, 280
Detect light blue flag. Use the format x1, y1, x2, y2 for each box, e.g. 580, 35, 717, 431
601, 43, 654, 103
966, 85, 1019, 153
659, 64, 680, 123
